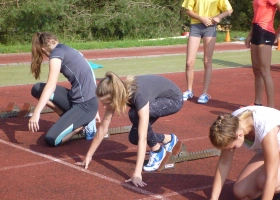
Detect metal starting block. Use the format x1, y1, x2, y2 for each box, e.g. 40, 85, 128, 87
18, 102, 54, 118
0, 102, 20, 118
0, 102, 55, 119
157, 141, 221, 171
104, 125, 132, 138
71, 125, 132, 140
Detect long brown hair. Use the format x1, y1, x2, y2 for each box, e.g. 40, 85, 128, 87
31, 32, 58, 79
96, 71, 137, 115
209, 110, 253, 148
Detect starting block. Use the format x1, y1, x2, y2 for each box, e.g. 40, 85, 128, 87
0, 102, 55, 119
18, 102, 54, 118
71, 125, 132, 140
0, 102, 20, 118
157, 141, 221, 171
104, 125, 131, 138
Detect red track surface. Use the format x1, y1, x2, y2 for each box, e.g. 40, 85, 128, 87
1, 42, 279, 199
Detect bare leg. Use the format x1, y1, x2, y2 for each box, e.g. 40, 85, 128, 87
46, 100, 64, 116
233, 153, 280, 199
202, 36, 216, 94
185, 36, 201, 91
61, 126, 84, 143
256, 44, 274, 107
251, 44, 264, 105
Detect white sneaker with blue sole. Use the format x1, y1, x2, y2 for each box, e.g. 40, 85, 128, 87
84, 118, 97, 140
183, 90, 193, 101
143, 146, 166, 172
197, 94, 211, 104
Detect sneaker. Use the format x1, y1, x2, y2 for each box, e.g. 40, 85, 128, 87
183, 90, 193, 101
197, 94, 211, 104
84, 118, 97, 140
164, 134, 178, 152
143, 146, 166, 172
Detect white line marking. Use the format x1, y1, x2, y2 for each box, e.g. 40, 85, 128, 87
0, 138, 166, 199
137, 181, 234, 200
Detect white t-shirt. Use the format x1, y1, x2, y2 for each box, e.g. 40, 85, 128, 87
232, 106, 280, 152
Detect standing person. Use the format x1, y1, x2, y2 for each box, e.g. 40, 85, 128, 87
77, 72, 183, 187
29, 32, 99, 147
209, 106, 280, 199
181, 0, 233, 103
245, 0, 280, 108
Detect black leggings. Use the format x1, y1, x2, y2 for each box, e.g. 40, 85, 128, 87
31, 83, 98, 147
128, 97, 183, 148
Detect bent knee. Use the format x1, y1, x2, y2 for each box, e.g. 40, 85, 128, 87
45, 135, 59, 147
233, 182, 248, 199
31, 83, 45, 98
186, 61, 194, 69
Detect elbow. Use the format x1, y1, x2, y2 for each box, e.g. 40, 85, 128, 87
228, 9, 233, 16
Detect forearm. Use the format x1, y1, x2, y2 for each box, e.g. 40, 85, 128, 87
211, 168, 226, 199
86, 125, 108, 157
134, 138, 147, 175
262, 178, 277, 200
186, 10, 203, 22
34, 83, 56, 115
215, 9, 233, 19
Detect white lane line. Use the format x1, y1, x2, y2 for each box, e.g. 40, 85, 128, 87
0, 136, 209, 171
0, 139, 166, 199
137, 181, 234, 200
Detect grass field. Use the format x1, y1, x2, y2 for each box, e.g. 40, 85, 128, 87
1, 46, 280, 87
0, 31, 247, 54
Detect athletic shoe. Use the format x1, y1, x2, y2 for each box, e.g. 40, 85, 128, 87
143, 146, 166, 172
183, 90, 193, 101
164, 134, 178, 152
197, 94, 211, 104
84, 118, 97, 140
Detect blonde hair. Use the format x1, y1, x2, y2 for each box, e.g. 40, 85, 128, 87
96, 71, 137, 115
209, 110, 253, 148
31, 32, 58, 79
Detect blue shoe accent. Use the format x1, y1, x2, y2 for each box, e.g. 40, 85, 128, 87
84, 118, 97, 140
183, 90, 193, 101
164, 134, 178, 152
143, 146, 166, 172
197, 93, 211, 104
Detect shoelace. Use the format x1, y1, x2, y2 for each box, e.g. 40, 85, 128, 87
202, 94, 211, 99
147, 152, 156, 166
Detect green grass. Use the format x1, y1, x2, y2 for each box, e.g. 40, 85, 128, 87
0, 31, 248, 54
2, 49, 280, 87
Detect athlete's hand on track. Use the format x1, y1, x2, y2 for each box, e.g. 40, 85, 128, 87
28, 113, 40, 132
75, 155, 92, 169
125, 174, 147, 187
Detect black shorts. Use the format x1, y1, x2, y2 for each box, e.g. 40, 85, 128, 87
251, 23, 275, 46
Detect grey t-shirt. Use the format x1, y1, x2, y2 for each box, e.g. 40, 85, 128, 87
129, 75, 182, 111
50, 44, 96, 103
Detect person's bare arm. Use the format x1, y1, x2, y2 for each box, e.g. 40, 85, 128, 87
212, 9, 233, 24
126, 102, 149, 187
210, 149, 234, 200
79, 107, 114, 169
28, 58, 61, 132
186, 9, 213, 26
261, 126, 280, 200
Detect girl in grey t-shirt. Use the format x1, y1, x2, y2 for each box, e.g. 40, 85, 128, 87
78, 71, 183, 187
29, 32, 99, 146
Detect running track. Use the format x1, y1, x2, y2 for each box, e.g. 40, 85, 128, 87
1, 42, 280, 199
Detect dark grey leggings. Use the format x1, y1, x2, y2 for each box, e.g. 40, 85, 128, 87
31, 83, 98, 147
128, 97, 183, 148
